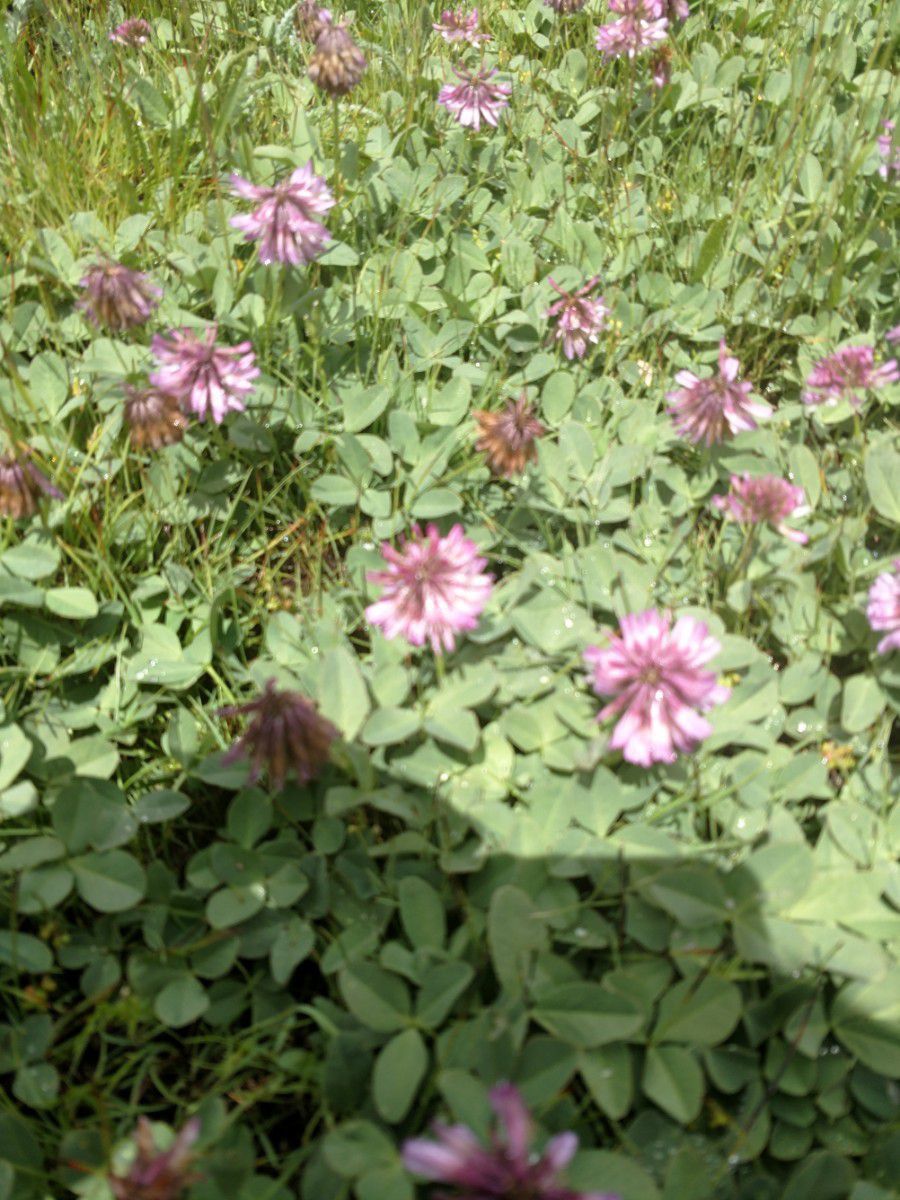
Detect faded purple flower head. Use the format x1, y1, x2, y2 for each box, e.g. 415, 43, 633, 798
295, 0, 332, 41
110, 18, 152, 46
308, 22, 367, 96
544, 0, 588, 13
665, 0, 689, 19
0, 453, 62, 519
712, 474, 809, 544
667, 340, 771, 445
584, 610, 730, 768
230, 163, 335, 265
150, 325, 259, 424
802, 344, 899, 409
433, 6, 491, 44
438, 66, 511, 131
595, 0, 668, 60
877, 120, 900, 181
108, 1117, 200, 1200
124, 385, 189, 450
867, 560, 900, 655
403, 1082, 618, 1200
474, 393, 545, 477
219, 680, 338, 790
649, 43, 672, 87
77, 261, 160, 331
546, 275, 609, 360
886, 325, 900, 345
366, 523, 493, 654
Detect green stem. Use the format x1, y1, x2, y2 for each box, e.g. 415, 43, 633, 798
332, 96, 342, 197
728, 526, 758, 586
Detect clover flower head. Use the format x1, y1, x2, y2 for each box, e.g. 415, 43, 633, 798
802, 344, 899, 409
0, 453, 62, 519
403, 1082, 619, 1200
712, 473, 809, 544
108, 1118, 200, 1200
584, 610, 730, 767
667, 341, 771, 445
308, 22, 367, 96
595, 0, 669, 60
366, 523, 493, 654
149, 325, 259, 424
438, 66, 511, 131
474, 393, 545, 477
230, 162, 335, 265
867, 559, 900, 655
545, 275, 609, 360
77, 261, 160, 330
219, 681, 338, 790
433, 7, 491, 44
110, 18, 152, 46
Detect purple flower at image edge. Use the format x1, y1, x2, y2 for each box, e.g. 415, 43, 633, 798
230, 162, 335, 265
584, 610, 730, 767
595, 0, 668, 60
867, 560, 900, 655
402, 1082, 619, 1200
109, 18, 152, 45
0, 453, 62, 519
433, 6, 491, 44
149, 326, 259, 424
109, 1117, 201, 1200
802, 344, 899, 408
667, 340, 771, 445
886, 325, 900, 345
438, 66, 511, 131
365, 523, 493, 654
712, 474, 809, 544
877, 119, 900, 180
545, 275, 609, 360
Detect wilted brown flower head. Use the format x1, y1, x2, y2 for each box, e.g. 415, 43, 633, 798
124, 385, 189, 450
0, 453, 62, 519
108, 1117, 201, 1200
77, 260, 161, 331
649, 42, 673, 88
295, 0, 332, 41
218, 680, 338, 790
473, 393, 545, 477
308, 22, 366, 96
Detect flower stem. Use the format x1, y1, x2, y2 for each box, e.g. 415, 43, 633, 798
729, 526, 758, 584
332, 96, 343, 198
